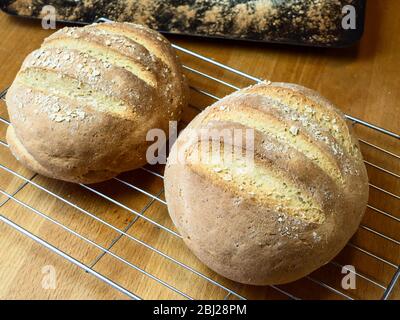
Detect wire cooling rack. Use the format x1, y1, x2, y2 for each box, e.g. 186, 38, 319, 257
0, 38, 399, 300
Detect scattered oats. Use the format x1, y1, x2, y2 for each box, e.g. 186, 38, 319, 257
105, 40, 112, 46
233, 198, 242, 206
305, 106, 315, 114
92, 69, 101, 77
76, 110, 86, 120
223, 174, 232, 181
312, 231, 321, 242
219, 105, 227, 111
54, 116, 65, 123
289, 126, 299, 136
277, 217, 284, 223
50, 105, 61, 113
236, 167, 248, 175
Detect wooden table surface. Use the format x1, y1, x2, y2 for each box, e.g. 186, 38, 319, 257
0, 2, 399, 300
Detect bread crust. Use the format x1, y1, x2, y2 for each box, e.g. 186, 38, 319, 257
165, 82, 369, 285
6, 22, 189, 183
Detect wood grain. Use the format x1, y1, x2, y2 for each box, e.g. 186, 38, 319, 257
0, 1, 399, 300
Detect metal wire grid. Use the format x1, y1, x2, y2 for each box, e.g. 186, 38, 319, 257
0, 43, 399, 300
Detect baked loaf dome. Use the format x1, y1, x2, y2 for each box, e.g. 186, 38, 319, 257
6, 22, 188, 184
165, 82, 369, 285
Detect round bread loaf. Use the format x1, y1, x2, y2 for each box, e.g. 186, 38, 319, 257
6, 22, 188, 184
165, 82, 369, 285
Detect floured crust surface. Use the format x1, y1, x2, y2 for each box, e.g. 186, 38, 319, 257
5, 0, 363, 46
165, 82, 369, 285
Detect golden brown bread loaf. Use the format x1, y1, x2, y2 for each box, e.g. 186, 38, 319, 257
6, 22, 188, 184
164, 82, 369, 285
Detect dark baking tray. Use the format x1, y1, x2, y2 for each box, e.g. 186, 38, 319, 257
0, 0, 366, 47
